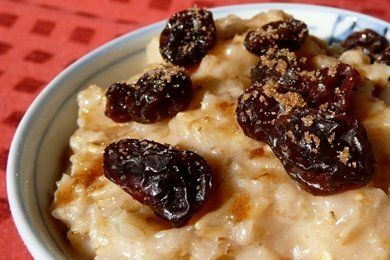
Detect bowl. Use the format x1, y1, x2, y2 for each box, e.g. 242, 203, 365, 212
7, 3, 390, 259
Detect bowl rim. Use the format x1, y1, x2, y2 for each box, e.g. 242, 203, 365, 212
6, 2, 390, 259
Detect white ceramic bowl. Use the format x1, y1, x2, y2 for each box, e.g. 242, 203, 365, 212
7, 3, 390, 259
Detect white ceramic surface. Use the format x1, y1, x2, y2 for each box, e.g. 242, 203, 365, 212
7, 3, 390, 259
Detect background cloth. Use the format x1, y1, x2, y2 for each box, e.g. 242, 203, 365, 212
0, 0, 389, 258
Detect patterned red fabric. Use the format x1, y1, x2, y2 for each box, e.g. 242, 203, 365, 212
0, 0, 388, 258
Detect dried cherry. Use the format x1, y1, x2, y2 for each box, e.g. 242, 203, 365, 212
159, 7, 216, 67
268, 108, 376, 195
244, 18, 308, 56
105, 65, 193, 124
103, 139, 213, 226
341, 29, 389, 60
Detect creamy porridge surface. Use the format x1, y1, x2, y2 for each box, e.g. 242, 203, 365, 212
52, 10, 390, 259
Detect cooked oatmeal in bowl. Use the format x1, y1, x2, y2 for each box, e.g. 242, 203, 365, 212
51, 7, 390, 259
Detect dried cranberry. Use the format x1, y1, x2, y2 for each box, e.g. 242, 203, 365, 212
105, 65, 193, 124
341, 29, 389, 60
244, 18, 308, 56
236, 83, 284, 142
375, 46, 390, 65
159, 7, 216, 67
103, 139, 213, 226
268, 108, 376, 195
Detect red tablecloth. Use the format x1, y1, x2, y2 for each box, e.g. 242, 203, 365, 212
1, 0, 388, 258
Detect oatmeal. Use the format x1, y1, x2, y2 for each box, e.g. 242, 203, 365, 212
52, 9, 390, 259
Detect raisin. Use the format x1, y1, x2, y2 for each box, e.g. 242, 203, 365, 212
105, 65, 193, 124
105, 82, 136, 122
268, 108, 376, 195
103, 139, 213, 226
341, 29, 389, 60
236, 83, 284, 142
305, 63, 360, 113
375, 46, 390, 65
159, 7, 216, 67
250, 49, 306, 91
252, 61, 360, 114
240, 25, 373, 196
244, 18, 308, 56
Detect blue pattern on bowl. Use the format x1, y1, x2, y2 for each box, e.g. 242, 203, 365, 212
329, 14, 389, 44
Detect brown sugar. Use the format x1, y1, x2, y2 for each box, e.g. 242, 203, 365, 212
337, 147, 350, 164
249, 147, 265, 159
229, 193, 251, 222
